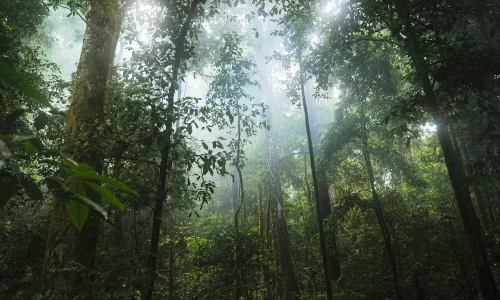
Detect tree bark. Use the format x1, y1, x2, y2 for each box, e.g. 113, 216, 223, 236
298, 50, 333, 300
393, 1, 499, 298
168, 210, 176, 300
258, 184, 264, 235
264, 186, 272, 299
232, 166, 240, 211
266, 129, 300, 299
112, 210, 124, 247
304, 81, 341, 281
42, 1, 123, 298
359, 97, 403, 300
254, 22, 299, 299
449, 122, 491, 229
235, 108, 246, 299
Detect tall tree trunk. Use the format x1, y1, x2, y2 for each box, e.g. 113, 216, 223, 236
42, 1, 123, 298
235, 108, 246, 299
449, 122, 491, 229
304, 81, 341, 281
111, 154, 127, 248
264, 186, 272, 299
167, 210, 176, 300
449, 219, 476, 298
112, 211, 124, 247
232, 166, 240, 210
166, 78, 185, 300
258, 184, 264, 235
393, 1, 499, 298
255, 22, 299, 299
266, 124, 300, 300
142, 1, 202, 298
359, 97, 403, 300
413, 274, 427, 300
298, 50, 333, 300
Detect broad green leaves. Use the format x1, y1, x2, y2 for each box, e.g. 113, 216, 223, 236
0, 131, 139, 230
66, 198, 90, 231
50, 160, 139, 231
0, 174, 19, 209
0, 59, 52, 108
84, 181, 125, 211
34, 112, 49, 131
0, 135, 46, 208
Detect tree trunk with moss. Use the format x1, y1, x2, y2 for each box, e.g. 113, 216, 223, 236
42, 1, 123, 298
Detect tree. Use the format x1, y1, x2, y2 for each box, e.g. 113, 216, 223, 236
143, 1, 205, 298
391, 1, 499, 298
205, 32, 264, 298
42, 1, 128, 298
3, 0, 500, 299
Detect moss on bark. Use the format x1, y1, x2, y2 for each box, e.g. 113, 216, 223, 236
42, 1, 123, 298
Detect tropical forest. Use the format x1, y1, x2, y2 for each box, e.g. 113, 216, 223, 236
1, 0, 500, 299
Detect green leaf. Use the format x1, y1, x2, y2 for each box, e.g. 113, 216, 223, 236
66, 198, 89, 231
29, 138, 44, 151
34, 112, 49, 131
22, 178, 44, 200
62, 161, 95, 177
70, 192, 108, 220
39, 159, 58, 165
24, 138, 44, 155
46, 177, 65, 198
25, 140, 39, 155
74, 163, 97, 175
0, 173, 19, 209
0, 59, 51, 107
10, 135, 35, 144
81, 174, 139, 197
84, 181, 125, 211
0, 139, 11, 159
3, 109, 25, 128
202, 141, 209, 150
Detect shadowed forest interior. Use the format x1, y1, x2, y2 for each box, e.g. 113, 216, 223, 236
2, 0, 500, 299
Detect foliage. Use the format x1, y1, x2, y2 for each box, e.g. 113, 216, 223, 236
2, 0, 500, 299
